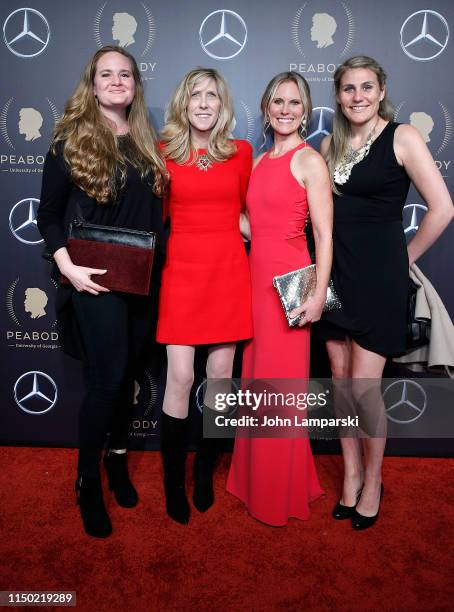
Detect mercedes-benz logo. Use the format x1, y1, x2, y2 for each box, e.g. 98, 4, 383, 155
3, 8, 50, 58
403, 203, 428, 236
14, 371, 57, 415
400, 10, 449, 62
307, 107, 334, 141
196, 379, 239, 416
9, 198, 43, 245
384, 379, 427, 424
199, 10, 247, 60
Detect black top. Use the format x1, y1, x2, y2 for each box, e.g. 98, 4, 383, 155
37, 136, 166, 359
321, 122, 411, 357
37, 135, 165, 259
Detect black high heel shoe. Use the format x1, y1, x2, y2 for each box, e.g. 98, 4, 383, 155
351, 484, 384, 530
332, 486, 363, 520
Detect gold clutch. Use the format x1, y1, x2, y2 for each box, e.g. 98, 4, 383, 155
272, 264, 342, 327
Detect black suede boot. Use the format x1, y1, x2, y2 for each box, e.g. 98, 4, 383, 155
103, 451, 138, 508
160, 412, 190, 524
75, 475, 112, 538
193, 436, 220, 513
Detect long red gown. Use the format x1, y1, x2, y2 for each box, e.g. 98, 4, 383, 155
157, 140, 253, 345
226, 143, 323, 526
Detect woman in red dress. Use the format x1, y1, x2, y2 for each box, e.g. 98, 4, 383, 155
227, 72, 333, 525
157, 68, 253, 524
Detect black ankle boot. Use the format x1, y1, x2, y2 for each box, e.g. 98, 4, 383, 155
160, 412, 190, 524
193, 437, 220, 513
103, 451, 138, 508
75, 475, 112, 538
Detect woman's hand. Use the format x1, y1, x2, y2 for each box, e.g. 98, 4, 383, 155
53, 246, 109, 295
60, 263, 109, 295
290, 294, 325, 327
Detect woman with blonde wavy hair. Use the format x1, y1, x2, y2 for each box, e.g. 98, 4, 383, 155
156, 68, 253, 524
37, 45, 167, 538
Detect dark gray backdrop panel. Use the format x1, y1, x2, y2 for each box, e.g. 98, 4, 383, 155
1, 0, 453, 453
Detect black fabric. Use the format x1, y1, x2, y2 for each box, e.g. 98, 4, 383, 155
72, 290, 157, 477
322, 122, 411, 357
37, 137, 165, 358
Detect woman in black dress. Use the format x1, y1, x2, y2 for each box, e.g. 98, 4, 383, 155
320, 56, 453, 529
37, 46, 167, 538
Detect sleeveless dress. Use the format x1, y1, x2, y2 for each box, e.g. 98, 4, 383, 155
227, 143, 323, 526
320, 122, 411, 356
157, 140, 253, 345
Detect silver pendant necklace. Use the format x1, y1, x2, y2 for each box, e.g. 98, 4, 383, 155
334, 119, 380, 185
196, 153, 213, 171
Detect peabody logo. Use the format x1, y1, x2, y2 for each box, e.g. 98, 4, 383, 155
394, 101, 452, 177
199, 10, 247, 60
7, 277, 58, 325
130, 369, 159, 437
384, 379, 427, 424
14, 371, 58, 415
94, 1, 155, 57
306, 107, 334, 148
1, 98, 59, 170
403, 204, 428, 237
231, 101, 254, 143
3, 8, 50, 58
291, 1, 355, 76
400, 10, 449, 62
9, 198, 43, 245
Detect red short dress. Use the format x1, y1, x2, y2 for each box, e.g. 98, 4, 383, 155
157, 139, 253, 345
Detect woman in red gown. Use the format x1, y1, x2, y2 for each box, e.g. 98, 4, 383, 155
157, 68, 253, 524
227, 72, 333, 525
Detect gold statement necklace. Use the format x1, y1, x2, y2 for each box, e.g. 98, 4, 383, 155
334, 118, 380, 185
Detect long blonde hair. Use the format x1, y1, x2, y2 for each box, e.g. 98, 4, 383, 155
260, 71, 312, 145
327, 56, 394, 192
52, 45, 167, 202
161, 68, 236, 164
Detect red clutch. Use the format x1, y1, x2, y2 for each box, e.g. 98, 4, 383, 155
61, 221, 156, 296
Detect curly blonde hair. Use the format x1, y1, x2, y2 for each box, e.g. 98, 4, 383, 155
161, 68, 236, 164
52, 45, 167, 202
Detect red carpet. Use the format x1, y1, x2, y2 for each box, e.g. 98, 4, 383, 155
0, 448, 453, 611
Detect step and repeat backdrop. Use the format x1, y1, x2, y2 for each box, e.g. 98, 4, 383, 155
1, 0, 453, 452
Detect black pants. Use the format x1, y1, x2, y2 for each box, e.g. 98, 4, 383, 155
72, 290, 156, 477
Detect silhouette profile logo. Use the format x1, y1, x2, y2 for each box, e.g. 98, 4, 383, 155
94, 2, 155, 56
292, 2, 355, 58
24, 287, 48, 319
199, 10, 247, 60
409, 112, 434, 143
9, 198, 43, 245
310, 13, 337, 48
384, 380, 427, 424
112, 12, 137, 47
7, 277, 57, 327
1, 97, 59, 150
403, 204, 428, 236
400, 10, 449, 61
394, 101, 453, 156
14, 371, 58, 415
18, 107, 43, 141
3, 8, 50, 58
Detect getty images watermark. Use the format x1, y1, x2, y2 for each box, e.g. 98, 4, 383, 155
199, 378, 454, 439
